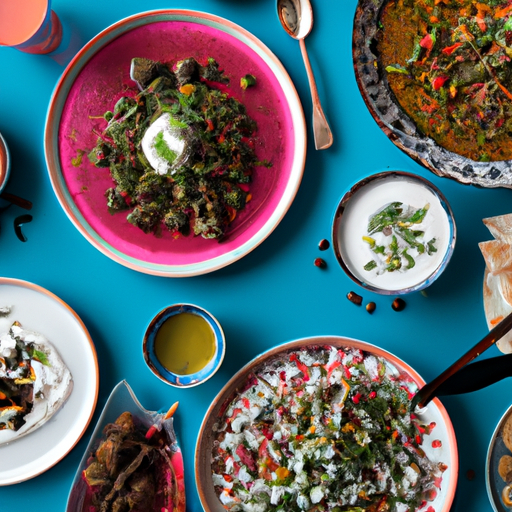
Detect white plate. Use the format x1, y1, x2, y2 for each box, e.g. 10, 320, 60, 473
0, 278, 98, 485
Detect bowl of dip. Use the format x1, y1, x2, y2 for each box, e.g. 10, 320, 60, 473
143, 303, 225, 388
0, 132, 11, 194
332, 171, 456, 295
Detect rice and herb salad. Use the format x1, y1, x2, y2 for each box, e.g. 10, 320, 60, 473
211, 346, 447, 512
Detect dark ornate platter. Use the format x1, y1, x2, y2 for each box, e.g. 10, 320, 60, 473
353, 0, 512, 189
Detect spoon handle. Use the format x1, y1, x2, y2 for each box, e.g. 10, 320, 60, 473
411, 310, 512, 411
299, 39, 333, 150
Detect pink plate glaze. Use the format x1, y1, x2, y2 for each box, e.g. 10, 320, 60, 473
45, 10, 306, 277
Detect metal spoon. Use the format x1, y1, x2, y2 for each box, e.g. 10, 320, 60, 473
277, 0, 333, 150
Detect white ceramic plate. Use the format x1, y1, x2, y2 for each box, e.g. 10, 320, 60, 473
0, 278, 98, 485
195, 336, 459, 512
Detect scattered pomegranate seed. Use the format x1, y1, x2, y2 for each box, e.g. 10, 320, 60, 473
314, 258, 326, 269
318, 239, 330, 251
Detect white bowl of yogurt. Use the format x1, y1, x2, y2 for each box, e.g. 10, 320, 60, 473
332, 171, 456, 295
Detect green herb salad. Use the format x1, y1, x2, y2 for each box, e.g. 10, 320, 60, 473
211, 346, 446, 512
88, 57, 270, 240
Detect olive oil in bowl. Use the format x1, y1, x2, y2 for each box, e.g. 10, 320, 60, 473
154, 313, 215, 375
143, 304, 225, 388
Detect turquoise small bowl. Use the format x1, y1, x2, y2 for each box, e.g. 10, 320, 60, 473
143, 303, 225, 388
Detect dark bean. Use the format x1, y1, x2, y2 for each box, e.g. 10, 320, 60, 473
347, 291, 363, 306
392, 298, 406, 311
14, 214, 33, 242
466, 469, 475, 481
366, 302, 376, 314
314, 258, 327, 269
318, 239, 330, 251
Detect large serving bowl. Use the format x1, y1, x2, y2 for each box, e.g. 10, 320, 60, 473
45, 10, 306, 277
195, 335, 459, 512
353, 0, 512, 189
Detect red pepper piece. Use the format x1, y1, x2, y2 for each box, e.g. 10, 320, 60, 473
419, 33, 434, 50
289, 353, 310, 381
236, 444, 257, 472
432, 76, 449, 90
442, 42, 463, 55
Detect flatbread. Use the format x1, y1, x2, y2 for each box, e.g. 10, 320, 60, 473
480, 214, 512, 353
479, 240, 512, 274
483, 271, 512, 353
0, 322, 73, 445
484, 214, 512, 244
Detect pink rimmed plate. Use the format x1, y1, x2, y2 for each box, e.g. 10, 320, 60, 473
45, 10, 306, 277
195, 336, 459, 512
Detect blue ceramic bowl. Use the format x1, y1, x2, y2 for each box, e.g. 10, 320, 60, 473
143, 303, 225, 387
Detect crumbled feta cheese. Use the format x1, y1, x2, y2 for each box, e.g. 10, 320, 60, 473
310, 486, 324, 504
297, 494, 310, 510
238, 466, 253, 484
270, 486, 288, 505
231, 413, 251, 433
403, 465, 419, 486
213, 473, 233, 489
220, 432, 244, 451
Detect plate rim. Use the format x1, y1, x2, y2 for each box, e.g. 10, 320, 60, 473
45, 9, 307, 277
0, 277, 99, 486
194, 334, 459, 512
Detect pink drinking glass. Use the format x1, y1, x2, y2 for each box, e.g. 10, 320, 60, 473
0, 0, 63, 54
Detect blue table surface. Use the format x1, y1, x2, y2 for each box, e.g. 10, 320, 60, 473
1, 0, 512, 511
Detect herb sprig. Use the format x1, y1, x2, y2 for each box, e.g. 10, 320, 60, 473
363, 202, 437, 273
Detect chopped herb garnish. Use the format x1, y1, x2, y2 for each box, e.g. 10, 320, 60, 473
154, 131, 178, 164
363, 202, 437, 274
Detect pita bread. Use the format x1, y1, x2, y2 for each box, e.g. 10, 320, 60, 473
480, 214, 512, 353
479, 240, 512, 274
483, 214, 512, 244
484, 271, 512, 353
